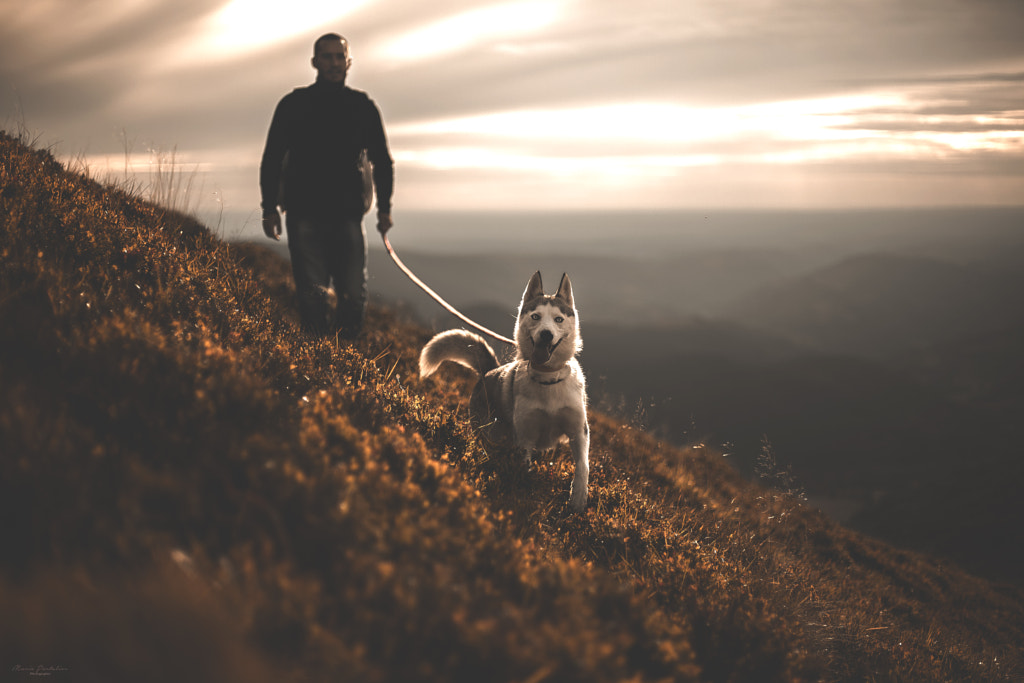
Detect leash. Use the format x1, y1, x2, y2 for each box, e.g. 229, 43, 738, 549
381, 232, 515, 346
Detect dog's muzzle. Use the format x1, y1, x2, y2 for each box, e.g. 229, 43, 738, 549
531, 330, 562, 365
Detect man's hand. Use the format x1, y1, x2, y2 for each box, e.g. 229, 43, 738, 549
262, 210, 282, 240
377, 212, 393, 236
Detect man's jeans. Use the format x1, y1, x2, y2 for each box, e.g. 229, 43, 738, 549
286, 213, 367, 338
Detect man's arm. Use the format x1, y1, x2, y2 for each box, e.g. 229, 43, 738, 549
364, 98, 394, 234
259, 97, 290, 239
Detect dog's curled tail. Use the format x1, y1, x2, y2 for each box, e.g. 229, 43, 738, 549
419, 329, 499, 379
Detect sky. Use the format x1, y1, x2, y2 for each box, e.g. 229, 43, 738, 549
2, 0, 1023, 229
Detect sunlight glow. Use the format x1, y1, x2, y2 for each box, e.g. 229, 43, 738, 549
372, 1, 565, 64
198, 0, 371, 59
393, 96, 902, 144
391, 94, 1023, 174
395, 148, 721, 175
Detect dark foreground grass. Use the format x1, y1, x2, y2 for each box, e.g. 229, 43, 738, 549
2, 130, 1022, 682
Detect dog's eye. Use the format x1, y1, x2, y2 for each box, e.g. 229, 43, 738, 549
555, 316, 564, 323
531, 313, 541, 320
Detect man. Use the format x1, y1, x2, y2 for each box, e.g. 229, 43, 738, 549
260, 33, 394, 338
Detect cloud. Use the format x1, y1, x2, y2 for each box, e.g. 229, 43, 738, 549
3, 2, 217, 143
191, 0, 372, 61
370, 0, 564, 65
364, 0, 1024, 115
2, 0, 1022, 216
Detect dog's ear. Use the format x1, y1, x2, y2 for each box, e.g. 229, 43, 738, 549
555, 273, 574, 308
523, 271, 544, 302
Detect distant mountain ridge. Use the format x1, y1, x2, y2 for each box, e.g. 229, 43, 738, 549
360, 244, 830, 324
727, 251, 1024, 357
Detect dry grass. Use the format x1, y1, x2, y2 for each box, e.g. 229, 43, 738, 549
2, 129, 1022, 682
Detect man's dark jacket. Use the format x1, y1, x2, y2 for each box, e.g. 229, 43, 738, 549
260, 80, 393, 220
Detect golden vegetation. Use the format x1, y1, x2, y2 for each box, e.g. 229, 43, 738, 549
1, 130, 1022, 682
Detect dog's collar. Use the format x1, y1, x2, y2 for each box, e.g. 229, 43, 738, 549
527, 363, 569, 385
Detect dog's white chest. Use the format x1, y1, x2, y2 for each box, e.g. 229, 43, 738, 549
510, 361, 587, 451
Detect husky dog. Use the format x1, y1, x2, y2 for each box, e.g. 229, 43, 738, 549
419, 271, 590, 511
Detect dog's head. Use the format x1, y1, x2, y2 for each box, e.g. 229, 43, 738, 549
514, 271, 581, 368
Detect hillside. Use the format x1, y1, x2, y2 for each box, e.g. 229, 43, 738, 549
2, 130, 1023, 682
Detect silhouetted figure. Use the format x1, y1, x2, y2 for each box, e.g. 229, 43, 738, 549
260, 33, 394, 338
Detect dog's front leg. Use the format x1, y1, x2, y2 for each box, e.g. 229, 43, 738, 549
567, 421, 590, 512
510, 433, 534, 465
513, 406, 544, 466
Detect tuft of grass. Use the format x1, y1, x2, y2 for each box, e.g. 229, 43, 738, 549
2, 129, 1023, 682
145, 145, 201, 217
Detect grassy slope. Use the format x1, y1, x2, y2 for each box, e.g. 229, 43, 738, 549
1, 130, 1021, 682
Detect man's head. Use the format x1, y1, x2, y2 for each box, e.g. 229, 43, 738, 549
312, 33, 350, 83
